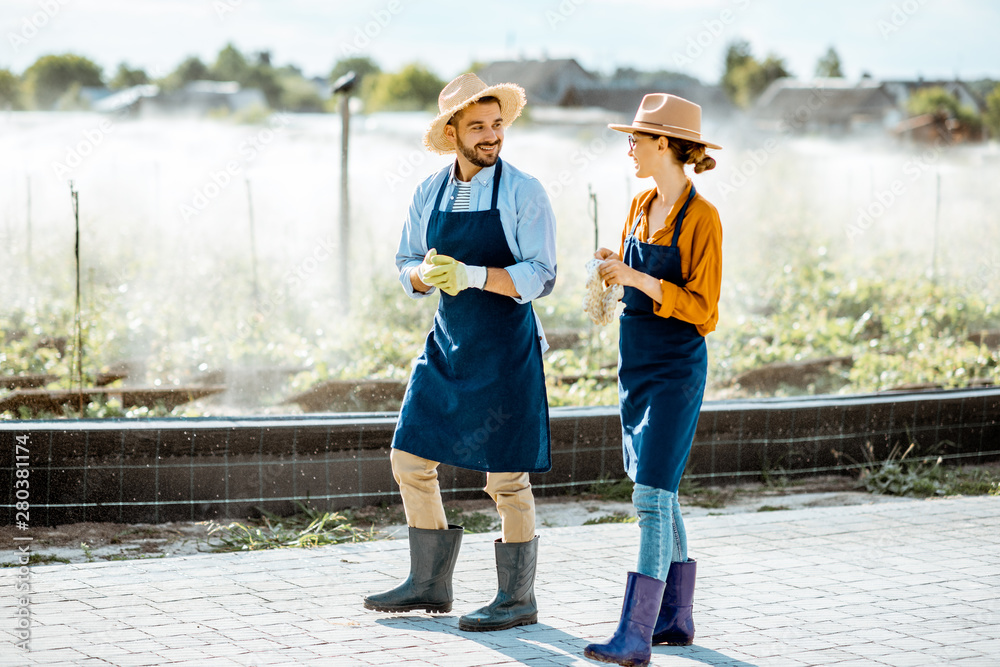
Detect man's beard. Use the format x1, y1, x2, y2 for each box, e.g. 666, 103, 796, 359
456, 135, 501, 168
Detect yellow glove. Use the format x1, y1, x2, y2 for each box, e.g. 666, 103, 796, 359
425, 254, 469, 296
417, 248, 453, 287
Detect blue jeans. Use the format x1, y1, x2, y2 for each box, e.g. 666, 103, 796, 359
633, 483, 687, 581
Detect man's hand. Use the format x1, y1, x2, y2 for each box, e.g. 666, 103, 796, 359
424, 255, 469, 296
418, 248, 453, 286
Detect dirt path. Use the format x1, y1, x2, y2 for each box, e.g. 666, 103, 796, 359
0, 476, 919, 566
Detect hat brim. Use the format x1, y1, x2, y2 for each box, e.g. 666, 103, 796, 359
608, 122, 722, 151
423, 83, 527, 155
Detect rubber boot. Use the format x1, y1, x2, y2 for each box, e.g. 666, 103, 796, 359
363, 524, 463, 613
584, 572, 666, 667
458, 536, 538, 631
651, 559, 696, 646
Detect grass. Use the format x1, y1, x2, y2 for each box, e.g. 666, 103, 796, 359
0, 553, 71, 567
677, 478, 741, 509
757, 505, 790, 512
587, 477, 634, 502
204, 501, 376, 552
856, 440, 1000, 498
445, 507, 500, 533
583, 512, 637, 525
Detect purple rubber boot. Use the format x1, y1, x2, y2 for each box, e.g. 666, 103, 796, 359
584, 571, 666, 667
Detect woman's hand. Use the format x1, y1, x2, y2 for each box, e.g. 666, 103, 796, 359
594, 247, 618, 261
599, 258, 662, 305
599, 258, 640, 288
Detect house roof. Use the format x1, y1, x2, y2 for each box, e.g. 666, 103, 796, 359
753, 78, 899, 124
476, 59, 597, 105
562, 84, 733, 116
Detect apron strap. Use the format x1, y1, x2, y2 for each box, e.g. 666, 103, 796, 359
628, 209, 644, 238
671, 184, 697, 248
431, 168, 451, 212
431, 160, 504, 213
490, 159, 503, 210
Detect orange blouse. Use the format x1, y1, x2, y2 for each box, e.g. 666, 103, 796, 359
618, 180, 723, 336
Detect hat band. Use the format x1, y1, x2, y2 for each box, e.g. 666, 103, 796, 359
632, 119, 702, 141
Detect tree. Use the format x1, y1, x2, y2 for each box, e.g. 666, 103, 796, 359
721, 40, 791, 108
330, 56, 381, 85
907, 86, 983, 139
160, 56, 212, 92
0, 69, 22, 109
815, 47, 844, 78
279, 75, 324, 112
23, 54, 103, 109
109, 63, 149, 90
985, 84, 1000, 139
212, 43, 251, 82
365, 63, 443, 112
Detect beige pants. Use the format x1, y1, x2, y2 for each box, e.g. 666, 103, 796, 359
390, 448, 535, 543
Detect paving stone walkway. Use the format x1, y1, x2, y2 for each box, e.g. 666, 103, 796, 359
2, 496, 998, 666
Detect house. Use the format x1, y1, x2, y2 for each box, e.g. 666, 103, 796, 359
475, 59, 733, 119
561, 82, 733, 119
141, 81, 268, 117
476, 58, 597, 106
92, 84, 160, 115
893, 113, 982, 144
752, 78, 903, 134
880, 79, 985, 114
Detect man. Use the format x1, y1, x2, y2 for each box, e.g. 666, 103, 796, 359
363, 73, 557, 632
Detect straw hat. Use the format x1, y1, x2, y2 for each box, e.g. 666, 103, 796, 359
423, 73, 527, 154
608, 93, 721, 150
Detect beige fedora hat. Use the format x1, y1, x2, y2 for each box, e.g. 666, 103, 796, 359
423, 73, 527, 154
609, 93, 721, 150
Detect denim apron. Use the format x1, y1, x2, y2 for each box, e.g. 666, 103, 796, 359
618, 185, 707, 492
392, 160, 551, 473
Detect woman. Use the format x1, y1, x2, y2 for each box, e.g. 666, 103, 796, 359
584, 94, 722, 667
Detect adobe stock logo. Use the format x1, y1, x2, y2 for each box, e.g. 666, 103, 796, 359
451, 407, 512, 462
339, 1, 405, 58
7, 0, 70, 53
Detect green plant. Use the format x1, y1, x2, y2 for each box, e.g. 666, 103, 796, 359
204, 501, 376, 551
583, 512, 637, 525
587, 477, 634, 502
855, 440, 999, 498
444, 507, 499, 534
80, 542, 94, 562
0, 553, 70, 567
757, 505, 789, 512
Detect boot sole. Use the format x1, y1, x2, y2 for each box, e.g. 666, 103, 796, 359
458, 613, 537, 632
582, 648, 650, 667
651, 633, 694, 646
363, 600, 452, 614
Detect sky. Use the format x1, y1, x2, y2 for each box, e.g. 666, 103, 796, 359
1, 0, 998, 85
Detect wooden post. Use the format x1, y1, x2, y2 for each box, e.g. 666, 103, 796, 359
25, 174, 32, 273
588, 184, 598, 253
246, 178, 261, 306
70, 182, 84, 413
339, 93, 351, 313
931, 170, 941, 284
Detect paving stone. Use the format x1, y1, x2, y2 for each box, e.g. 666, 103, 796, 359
2, 496, 999, 666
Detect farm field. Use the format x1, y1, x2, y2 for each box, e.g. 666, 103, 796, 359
2, 110, 999, 417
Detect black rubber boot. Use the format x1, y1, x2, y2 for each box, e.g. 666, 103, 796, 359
459, 536, 538, 632
363, 524, 463, 613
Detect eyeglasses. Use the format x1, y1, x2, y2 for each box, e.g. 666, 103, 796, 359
628, 135, 637, 150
